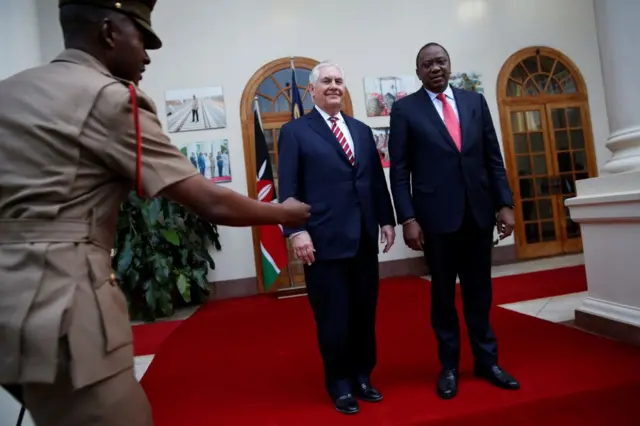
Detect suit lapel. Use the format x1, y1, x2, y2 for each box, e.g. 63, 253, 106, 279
306, 108, 354, 167
416, 89, 459, 153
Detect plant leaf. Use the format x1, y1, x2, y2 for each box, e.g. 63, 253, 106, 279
161, 229, 180, 246
115, 234, 134, 274
176, 273, 190, 303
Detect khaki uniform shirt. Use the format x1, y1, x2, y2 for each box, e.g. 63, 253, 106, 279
0, 49, 198, 389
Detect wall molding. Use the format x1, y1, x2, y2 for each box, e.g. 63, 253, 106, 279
575, 301, 640, 347
577, 297, 640, 328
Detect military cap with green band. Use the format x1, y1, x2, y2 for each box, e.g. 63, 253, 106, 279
59, 0, 162, 49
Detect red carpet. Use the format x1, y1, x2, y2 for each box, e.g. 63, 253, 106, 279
132, 265, 587, 356
139, 265, 640, 425
133, 320, 181, 356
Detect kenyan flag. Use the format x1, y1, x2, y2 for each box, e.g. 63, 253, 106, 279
254, 109, 289, 290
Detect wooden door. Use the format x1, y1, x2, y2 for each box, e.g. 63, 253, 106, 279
507, 105, 564, 258
497, 47, 598, 260
262, 124, 305, 288
546, 103, 594, 254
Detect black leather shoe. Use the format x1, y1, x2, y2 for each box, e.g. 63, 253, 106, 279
474, 365, 520, 390
334, 394, 359, 414
437, 368, 458, 399
354, 382, 383, 402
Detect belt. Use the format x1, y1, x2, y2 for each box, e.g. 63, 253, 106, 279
0, 217, 112, 251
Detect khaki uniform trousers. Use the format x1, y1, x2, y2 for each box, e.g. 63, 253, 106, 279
22, 338, 153, 426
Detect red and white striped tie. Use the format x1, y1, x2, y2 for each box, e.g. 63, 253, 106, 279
328, 116, 355, 165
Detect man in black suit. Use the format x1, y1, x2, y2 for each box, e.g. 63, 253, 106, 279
278, 61, 396, 414
388, 43, 520, 399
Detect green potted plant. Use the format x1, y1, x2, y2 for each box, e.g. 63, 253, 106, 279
112, 191, 221, 321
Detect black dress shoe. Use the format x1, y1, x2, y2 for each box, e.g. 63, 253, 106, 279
354, 382, 383, 402
474, 365, 520, 390
334, 394, 359, 414
437, 368, 458, 399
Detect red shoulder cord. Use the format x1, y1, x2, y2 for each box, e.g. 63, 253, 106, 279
128, 84, 144, 198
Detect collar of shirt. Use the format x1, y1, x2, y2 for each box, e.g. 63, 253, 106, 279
425, 84, 454, 102
53, 49, 112, 78
315, 105, 344, 123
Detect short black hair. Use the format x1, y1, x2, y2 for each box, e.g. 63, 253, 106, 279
415, 42, 450, 67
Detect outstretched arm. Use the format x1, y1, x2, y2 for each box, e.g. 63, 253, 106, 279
98, 85, 310, 227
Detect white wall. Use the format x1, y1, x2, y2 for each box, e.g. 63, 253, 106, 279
32, 0, 609, 284
0, 0, 40, 80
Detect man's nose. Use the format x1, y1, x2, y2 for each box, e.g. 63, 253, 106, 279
143, 51, 151, 65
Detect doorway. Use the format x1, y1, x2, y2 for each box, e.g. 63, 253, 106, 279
496, 47, 598, 260
240, 57, 354, 293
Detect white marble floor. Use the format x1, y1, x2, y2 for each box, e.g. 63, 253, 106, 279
493, 253, 586, 323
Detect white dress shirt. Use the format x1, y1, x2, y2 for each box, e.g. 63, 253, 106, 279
314, 105, 356, 159
425, 85, 459, 123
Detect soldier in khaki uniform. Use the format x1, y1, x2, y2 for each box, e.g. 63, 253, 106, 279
0, 1, 310, 425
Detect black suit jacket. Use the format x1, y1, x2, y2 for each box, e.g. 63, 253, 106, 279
388, 87, 513, 234
278, 108, 396, 261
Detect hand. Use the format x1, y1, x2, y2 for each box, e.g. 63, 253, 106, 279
380, 225, 396, 253
496, 206, 515, 240
403, 220, 424, 251
281, 197, 311, 228
291, 231, 315, 265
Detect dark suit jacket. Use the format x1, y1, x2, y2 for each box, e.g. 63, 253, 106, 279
388, 87, 513, 234
278, 107, 396, 261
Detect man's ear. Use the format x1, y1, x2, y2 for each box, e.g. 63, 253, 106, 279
99, 18, 117, 49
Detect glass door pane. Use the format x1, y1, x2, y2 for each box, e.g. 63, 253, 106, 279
509, 107, 561, 249
547, 105, 592, 244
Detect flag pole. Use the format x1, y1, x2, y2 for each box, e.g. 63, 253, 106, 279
289, 56, 295, 103
253, 96, 295, 289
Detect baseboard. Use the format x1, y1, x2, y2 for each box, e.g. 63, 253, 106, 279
209, 244, 517, 300
210, 277, 258, 300
575, 298, 640, 346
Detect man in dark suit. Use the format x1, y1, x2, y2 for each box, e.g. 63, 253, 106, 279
388, 43, 520, 399
278, 61, 396, 415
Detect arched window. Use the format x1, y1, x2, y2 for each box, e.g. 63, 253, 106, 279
496, 47, 598, 260
240, 57, 354, 293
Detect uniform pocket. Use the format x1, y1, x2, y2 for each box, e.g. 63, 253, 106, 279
86, 249, 132, 353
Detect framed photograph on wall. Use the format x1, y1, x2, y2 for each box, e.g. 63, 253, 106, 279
165, 86, 227, 133
179, 139, 232, 183
363, 75, 420, 117
372, 127, 390, 168
449, 72, 484, 93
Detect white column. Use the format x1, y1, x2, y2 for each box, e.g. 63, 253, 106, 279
565, 0, 640, 337
0, 0, 41, 80
595, 0, 640, 174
